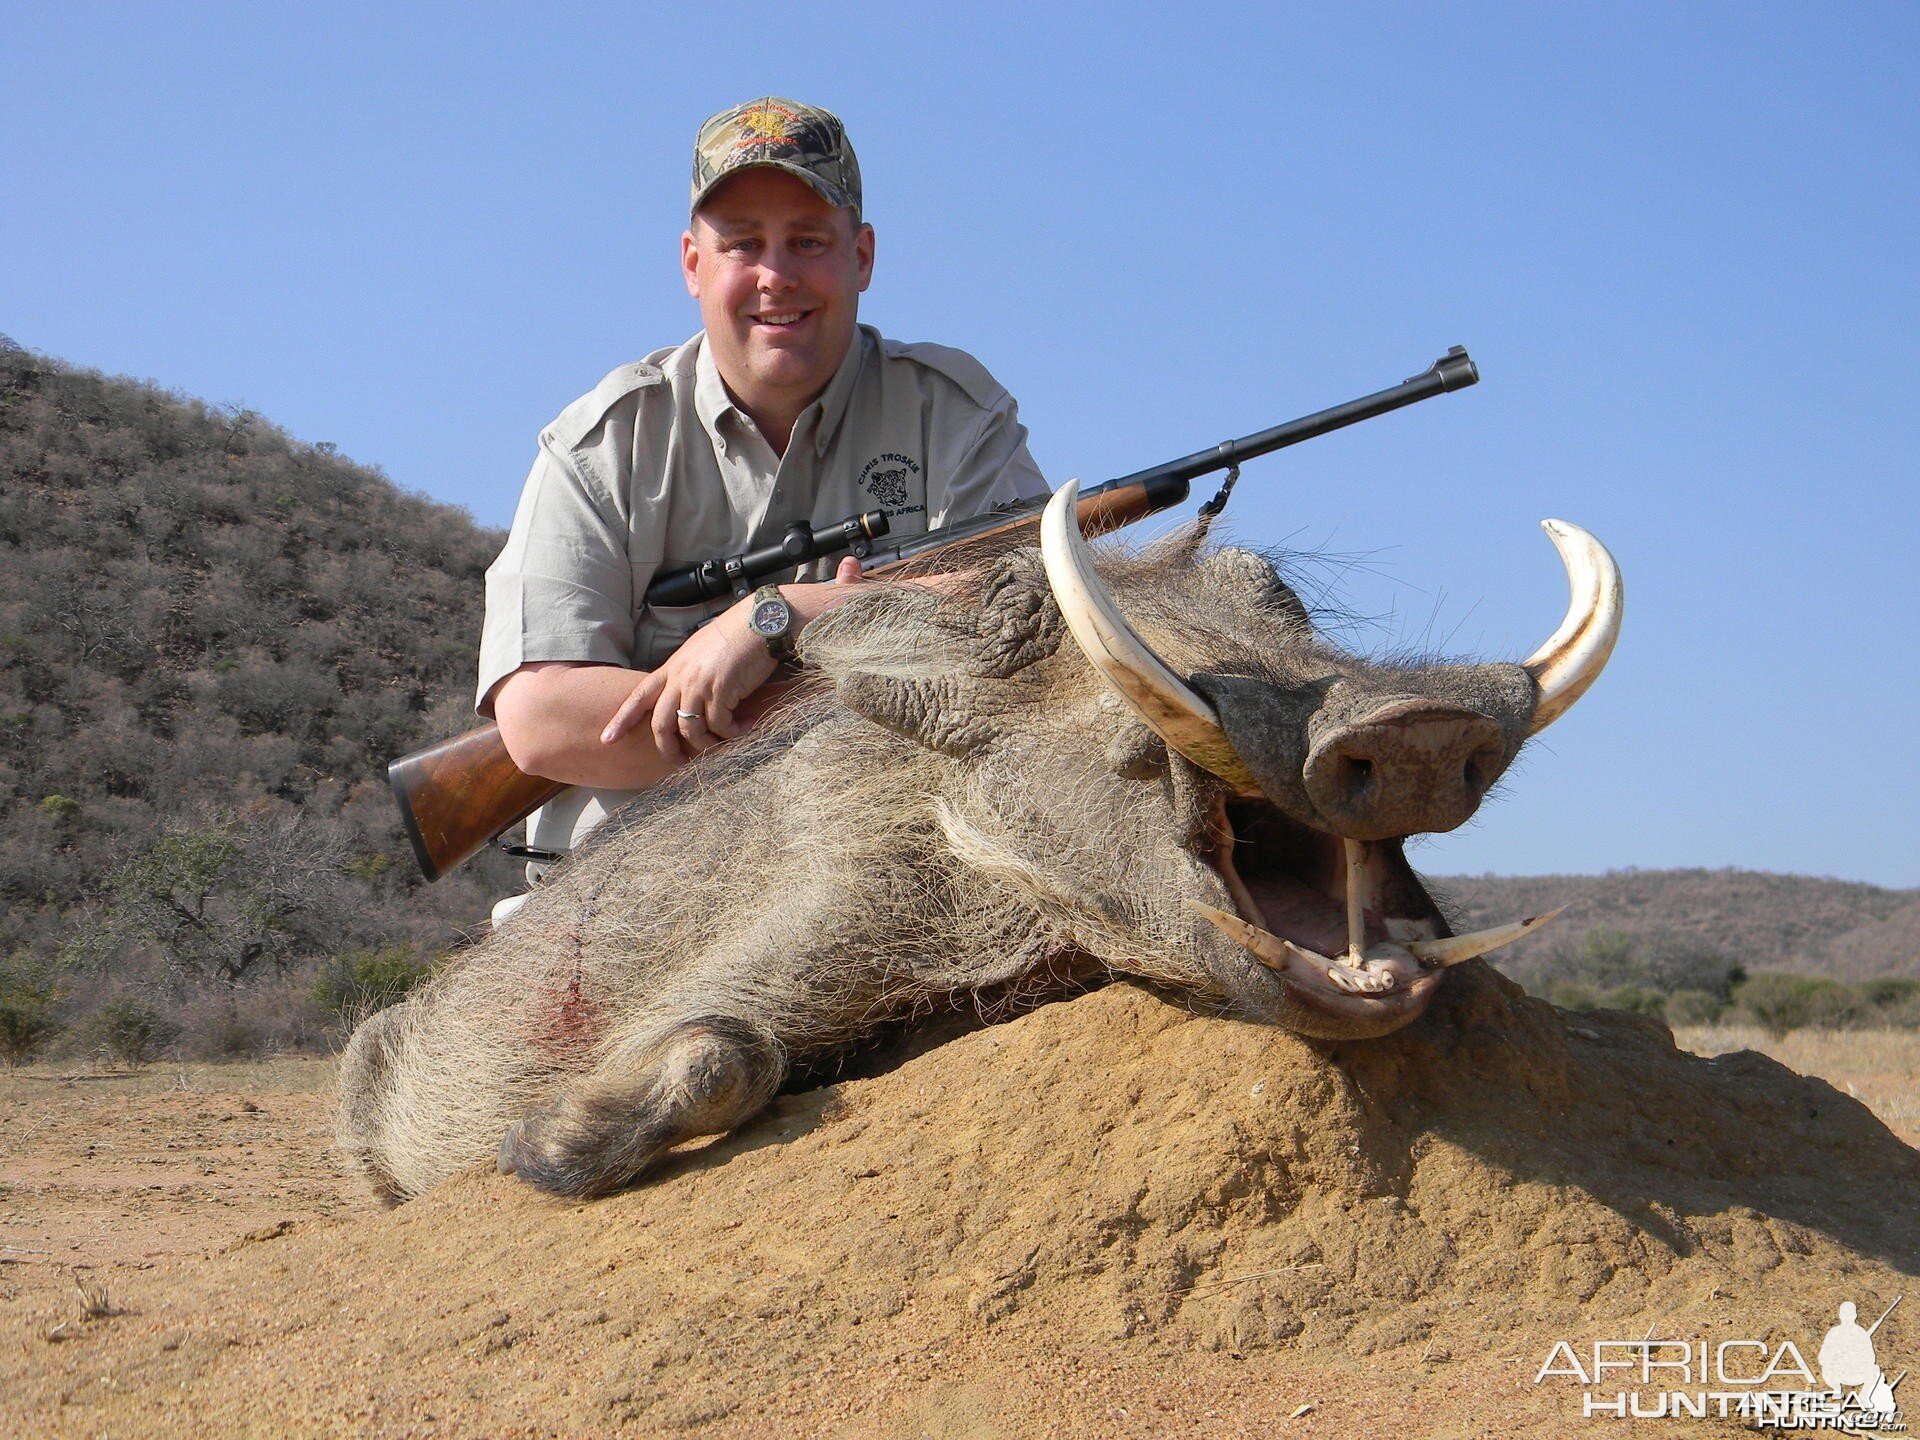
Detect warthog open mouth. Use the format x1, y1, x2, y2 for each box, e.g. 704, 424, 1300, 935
1192, 796, 1556, 1028
1038, 480, 1621, 1033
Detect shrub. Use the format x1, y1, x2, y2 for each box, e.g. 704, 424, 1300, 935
88, 997, 179, 1068
1803, 982, 1866, 1030
1542, 980, 1599, 1012
0, 996, 60, 1065
1663, 989, 1723, 1026
1595, 985, 1667, 1017
1734, 973, 1852, 1036
181, 1001, 261, 1060
0, 953, 62, 1065
313, 946, 434, 1022
1860, 980, 1920, 1029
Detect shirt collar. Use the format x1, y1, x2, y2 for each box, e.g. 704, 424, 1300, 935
692, 326, 872, 457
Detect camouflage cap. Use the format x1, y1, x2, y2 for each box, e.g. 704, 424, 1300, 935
691, 97, 862, 219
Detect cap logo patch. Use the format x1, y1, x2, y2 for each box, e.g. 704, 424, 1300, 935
735, 102, 802, 149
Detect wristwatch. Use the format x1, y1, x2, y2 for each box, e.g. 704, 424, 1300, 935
746, 585, 796, 663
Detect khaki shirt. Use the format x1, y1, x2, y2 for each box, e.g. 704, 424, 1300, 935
480, 324, 1049, 856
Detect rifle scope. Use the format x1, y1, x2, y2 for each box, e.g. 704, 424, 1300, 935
647, 509, 892, 607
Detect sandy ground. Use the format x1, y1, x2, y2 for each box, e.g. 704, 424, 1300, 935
4, 983, 1917, 1439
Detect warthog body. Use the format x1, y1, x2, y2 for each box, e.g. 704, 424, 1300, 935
340, 510, 1617, 1201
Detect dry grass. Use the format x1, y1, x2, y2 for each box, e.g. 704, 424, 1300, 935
70, 1268, 119, 1320
0, 1054, 334, 1104
1675, 1023, 1920, 1147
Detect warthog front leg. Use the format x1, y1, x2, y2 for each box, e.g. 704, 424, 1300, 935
496, 1014, 785, 1198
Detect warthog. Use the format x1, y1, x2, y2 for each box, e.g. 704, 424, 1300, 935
338, 485, 1622, 1201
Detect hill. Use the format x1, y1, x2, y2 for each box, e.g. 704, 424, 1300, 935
1435, 866, 1920, 981
0, 340, 516, 1055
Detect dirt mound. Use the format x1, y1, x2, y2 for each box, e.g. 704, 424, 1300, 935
12, 968, 1919, 1437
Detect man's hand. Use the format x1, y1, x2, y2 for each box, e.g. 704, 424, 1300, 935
600, 555, 867, 764
599, 604, 776, 763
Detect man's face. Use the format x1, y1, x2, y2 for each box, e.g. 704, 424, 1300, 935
682, 168, 875, 430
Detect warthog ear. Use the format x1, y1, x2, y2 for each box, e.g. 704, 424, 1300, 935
823, 550, 1066, 758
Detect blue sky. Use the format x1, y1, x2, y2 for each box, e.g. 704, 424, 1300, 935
6, 3, 1916, 886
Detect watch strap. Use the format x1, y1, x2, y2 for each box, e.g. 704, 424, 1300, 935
749, 585, 796, 662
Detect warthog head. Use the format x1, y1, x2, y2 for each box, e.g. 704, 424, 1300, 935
817, 484, 1622, 1039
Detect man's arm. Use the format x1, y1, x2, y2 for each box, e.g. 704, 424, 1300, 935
490, 661, 683, 790
496, 557, 866, 783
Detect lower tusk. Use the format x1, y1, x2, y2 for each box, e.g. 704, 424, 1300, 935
1404, 908, 1564, 968
1190, 901, 1400, 994
1189, 900, 1299, 970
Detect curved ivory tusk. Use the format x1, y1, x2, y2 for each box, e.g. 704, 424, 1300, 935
1040, 482, 1260, 791
1189, 902, 1398, 994
1403, 907, 1564, 968
1522, 520, 1624, 735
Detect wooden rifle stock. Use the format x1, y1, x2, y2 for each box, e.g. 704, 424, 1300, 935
389, 343, 1479, 879
388, 481, 1170, 880
391, 725, 564, 883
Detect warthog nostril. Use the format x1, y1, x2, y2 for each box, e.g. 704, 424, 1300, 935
1333, 752, 1375, 805
1463, 743, 1503, 801
1304, 702, 1511, 839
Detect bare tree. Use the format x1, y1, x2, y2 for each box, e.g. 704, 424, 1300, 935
65, 806, 361, 989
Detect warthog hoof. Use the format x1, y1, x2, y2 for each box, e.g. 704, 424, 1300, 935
494, 1114, 598, 1195
496, 1120, 527, 1177
494, 1016, 787, 1198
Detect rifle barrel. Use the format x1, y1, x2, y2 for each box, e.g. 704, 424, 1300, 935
1110, 346, 1478, 492
1867, 1295, 1902, 1337
865, 346, 1475, 571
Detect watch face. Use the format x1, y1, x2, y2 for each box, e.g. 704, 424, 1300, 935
750, 596, 790, 638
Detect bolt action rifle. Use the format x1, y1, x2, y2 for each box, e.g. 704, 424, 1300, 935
389, 347, 1479, 880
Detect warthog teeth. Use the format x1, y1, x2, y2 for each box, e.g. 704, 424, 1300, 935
1189, 902, 1400, 995
1403, 908, 1564, 968
1041, 480, 1263, 793
1325, 959, 1399, 995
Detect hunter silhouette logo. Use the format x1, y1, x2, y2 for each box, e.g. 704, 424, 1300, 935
1533, 1294, 1906, 1428
1820, 1301, 1905, 1419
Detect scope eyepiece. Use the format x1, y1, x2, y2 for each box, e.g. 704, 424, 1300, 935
645, 508, 894, 606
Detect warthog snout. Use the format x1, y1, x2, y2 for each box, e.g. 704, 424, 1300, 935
1305, 699, 1508, 840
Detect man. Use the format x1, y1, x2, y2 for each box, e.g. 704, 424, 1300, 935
478, 98, 1049, 900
